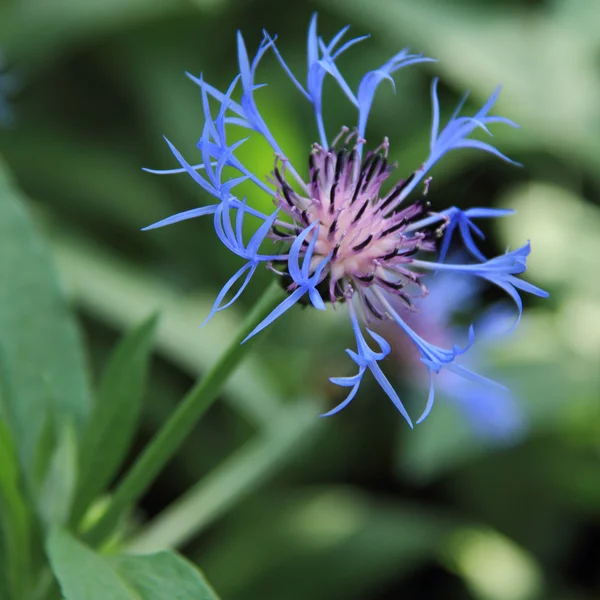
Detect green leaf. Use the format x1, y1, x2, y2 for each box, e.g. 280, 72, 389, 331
0, 160, 91, 484
72, 314, 158, 525
0, 420, 31, 600
47, 527, 220, 600
39, 421, 78, 527
111, 552, 220, 600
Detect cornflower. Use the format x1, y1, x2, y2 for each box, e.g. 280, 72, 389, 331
387, 272, 525, 438
144, 15, 548, 427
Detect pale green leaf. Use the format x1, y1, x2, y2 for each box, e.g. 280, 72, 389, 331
0, 160, 91, 482
47, 527, 220, 600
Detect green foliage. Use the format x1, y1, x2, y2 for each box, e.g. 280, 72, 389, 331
1, 0, 599, 597
0, 161, 91, 487
72, 314, 158, 525
0, 421, 31, 599
48, 527, 220, 600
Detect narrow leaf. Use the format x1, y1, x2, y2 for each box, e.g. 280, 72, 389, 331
0, 420, 31, 600
72, 314, 158, 524
39, 421, 78, 527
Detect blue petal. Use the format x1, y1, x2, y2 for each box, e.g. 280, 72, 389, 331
242, 286, 308, 343
201, 262, 255, 327
321, 370, 364, 417
142, 205, 218, 231
416, 371, 436, 424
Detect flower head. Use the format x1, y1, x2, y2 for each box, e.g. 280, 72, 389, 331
143, 15, 548, 426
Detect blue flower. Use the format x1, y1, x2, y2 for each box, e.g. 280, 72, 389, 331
412, 242, 549, 327
142, 14, 547, 425
437, 207, 515, 262
395, 272, 526, 439
242, 221, 331, 342
324, 302, 413, 425
202, 199, 284, 326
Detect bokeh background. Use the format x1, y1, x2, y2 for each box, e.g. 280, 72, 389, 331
1, 0, 599, 598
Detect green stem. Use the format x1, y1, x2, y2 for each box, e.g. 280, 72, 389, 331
83, 280, 286, 548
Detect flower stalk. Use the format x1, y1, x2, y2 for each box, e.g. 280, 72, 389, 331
82, 279, 287, 548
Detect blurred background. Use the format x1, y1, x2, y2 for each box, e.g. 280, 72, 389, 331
1, 0, 599, 598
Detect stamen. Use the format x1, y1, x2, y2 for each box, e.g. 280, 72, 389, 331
363, 155, 382, 187
380, 248, 399, 260
352, 199, 369, 223
350, 172, 365, 205
380, 220, 406, 237
352, 234, 373, 252
329, 182, 338, 214
364, 294, 385, 319
331, 126, 350, 147
334, 150, 346, 183
328, 217, 339, 239
379, 172, 416, 211
377, 278, 406, 291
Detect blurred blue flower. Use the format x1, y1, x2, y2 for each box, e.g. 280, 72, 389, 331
393, 274, 526, 440
143, 14, 548, 426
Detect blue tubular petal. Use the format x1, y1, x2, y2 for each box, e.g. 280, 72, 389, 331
416, 371, 436, 424
376, 289, 503, 424
437, 207, 516, 262
186, 73, 246, 118
331, 34, 370, 59
466, 208, 515, 218
437, 220, 458, 264
288, 221, 319, 281
242, 287, 307, 342
201, 262, 255, 327
307, 12, 318, 66
265, 30, 310, 99
453, 140, 522, 165
317, 40, 358, 106
164, 137, 218, 197
321, 370, 365, 417
413, 242, 549, 328
429, 78, 441, 148
398, 80, 521, 203
236, 31, 284, 156
216, 75, 242, 143
357, 51, 435, 139
308, 287, 326, 310
445, 362, 507, 390
369, 361, 413, 425
142, 205, 218, 231
142, 162, 217, 175
240, 219, 330, 342
246, 208, 280, 255
328, 303, 413, 425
